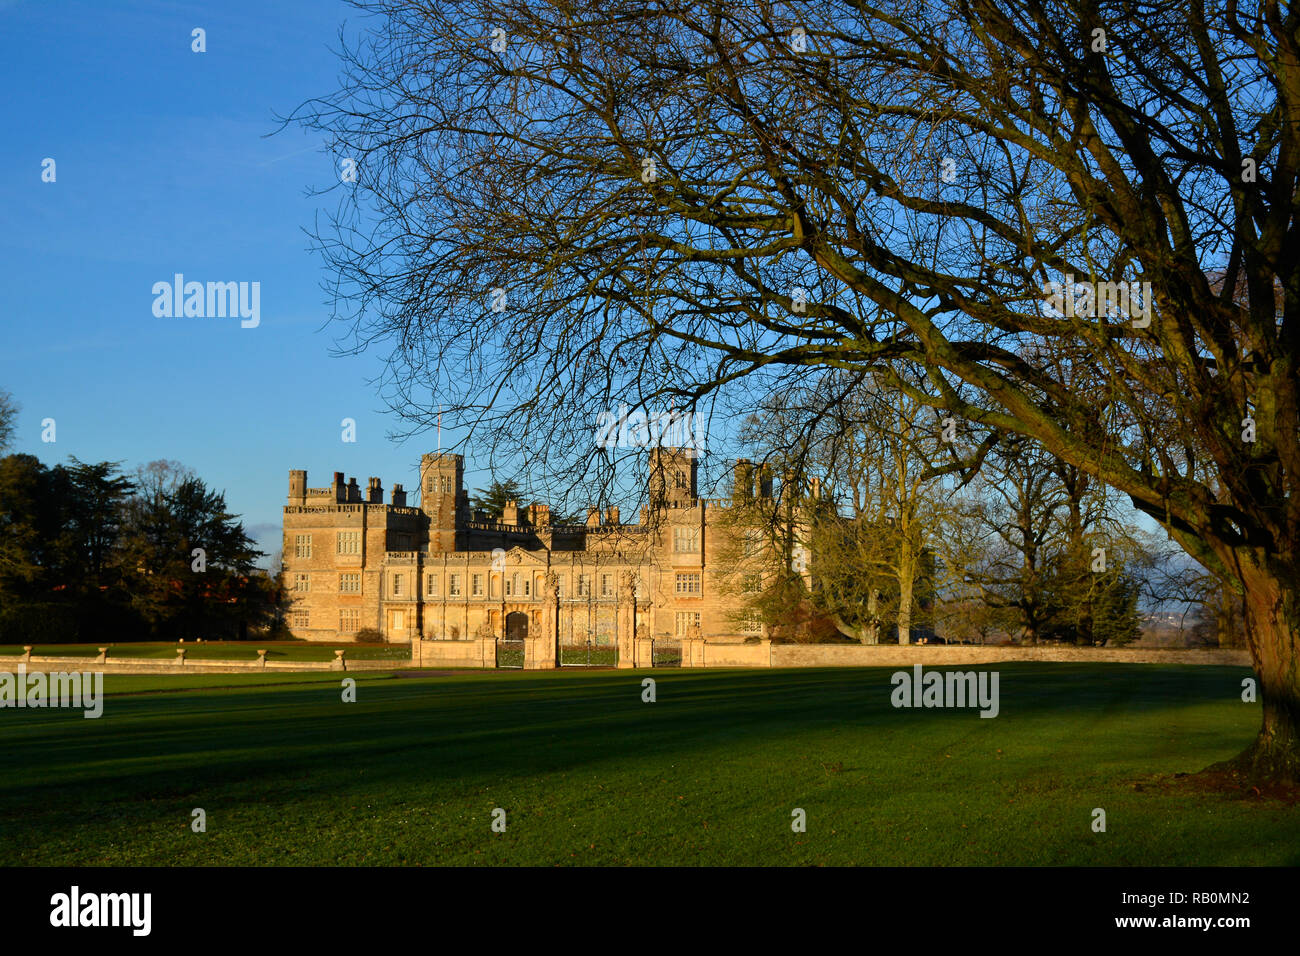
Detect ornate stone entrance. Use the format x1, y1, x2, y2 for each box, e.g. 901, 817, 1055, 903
497, 611, 528, 668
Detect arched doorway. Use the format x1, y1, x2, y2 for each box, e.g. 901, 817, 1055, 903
497, 611, 528, 668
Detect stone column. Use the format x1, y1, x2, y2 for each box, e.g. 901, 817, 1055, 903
635, 627, 654, 669
539, 573, 559, 669
616, 571, 637, 669
525, 620, 557, 671
480, 634, 497, 668
683, 626, 704, 667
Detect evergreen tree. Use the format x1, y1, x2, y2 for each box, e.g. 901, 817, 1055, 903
469, 479, 526, 519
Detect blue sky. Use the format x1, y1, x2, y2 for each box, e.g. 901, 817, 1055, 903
0, 0, 471, 562
0, 0, 1180, 593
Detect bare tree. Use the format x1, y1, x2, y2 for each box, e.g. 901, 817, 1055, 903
955, 435, 1142, 645
0, 389, 18, 454
712, 368, 956, 644
293, 1, 1300, 781
806, 371, 955, 644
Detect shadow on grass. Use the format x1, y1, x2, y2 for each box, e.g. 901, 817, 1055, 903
0, 665, 1257, 826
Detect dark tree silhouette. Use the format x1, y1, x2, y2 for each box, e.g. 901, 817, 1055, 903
292, 1, 1299, 780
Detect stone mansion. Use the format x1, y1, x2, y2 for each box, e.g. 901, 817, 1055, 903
281, 448, 810, 655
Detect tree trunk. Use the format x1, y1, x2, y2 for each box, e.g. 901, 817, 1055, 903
1214, 558, 1300, 783
897, 542, 915, 646
1019, 604, 1039, 645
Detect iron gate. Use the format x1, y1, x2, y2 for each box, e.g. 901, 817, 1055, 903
496, 636, 524, 668
497, 612, 528, 668
559, 639, 618, 667
651, 638, 683, 667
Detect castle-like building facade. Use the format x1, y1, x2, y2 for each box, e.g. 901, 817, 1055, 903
281, 448, 805, 653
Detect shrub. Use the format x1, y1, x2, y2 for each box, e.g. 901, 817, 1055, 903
0, 603, 80, 644
354, 627, 384, 643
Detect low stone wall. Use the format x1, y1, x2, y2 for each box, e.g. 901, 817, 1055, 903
412, 638, 495, 669
0, 646, 403, 675
769, 643, 1252, 668
682, 638, 773, 667
0, 643, 1251, 675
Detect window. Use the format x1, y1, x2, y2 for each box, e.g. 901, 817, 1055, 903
339, 609, 360, 633
392, 573, 404, 598
673, 526, 700, 553
294, 534, 312, 559
337, 531, 360, 555
600, 574, 612, 597
293, 573, 310, 593
506, 573, 516, 597
675, 471, 686, 488
675, 573, 701, 595
471, 573, 484, 597
391, 610, 406, 630
577, 574, 591, 597
742, 573, 761, 593
524, 576, 531, 597
675, 611, 701, 636
739, 614, 762, 634
556, 575, 567, 598
291, 610, 310, 629
449, 573, 462, 596
742, 530, 763, 557
426, 574, 439, 597
339, 573, 361, 594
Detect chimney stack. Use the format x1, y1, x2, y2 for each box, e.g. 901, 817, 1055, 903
586, 506, 601, 527
366, 477, 384, 504
606, 506, 620, 525
733, 459, 754, 502
392, 483, 407, 507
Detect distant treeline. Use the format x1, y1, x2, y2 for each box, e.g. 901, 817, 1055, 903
0, 454, 280, 643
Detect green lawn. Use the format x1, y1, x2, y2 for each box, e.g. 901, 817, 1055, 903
0, 641, 410, 661
0, 664, 1294, 866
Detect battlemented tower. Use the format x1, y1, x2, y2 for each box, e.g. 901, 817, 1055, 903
420, 452, 464, 551
648, 446, 698, 509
